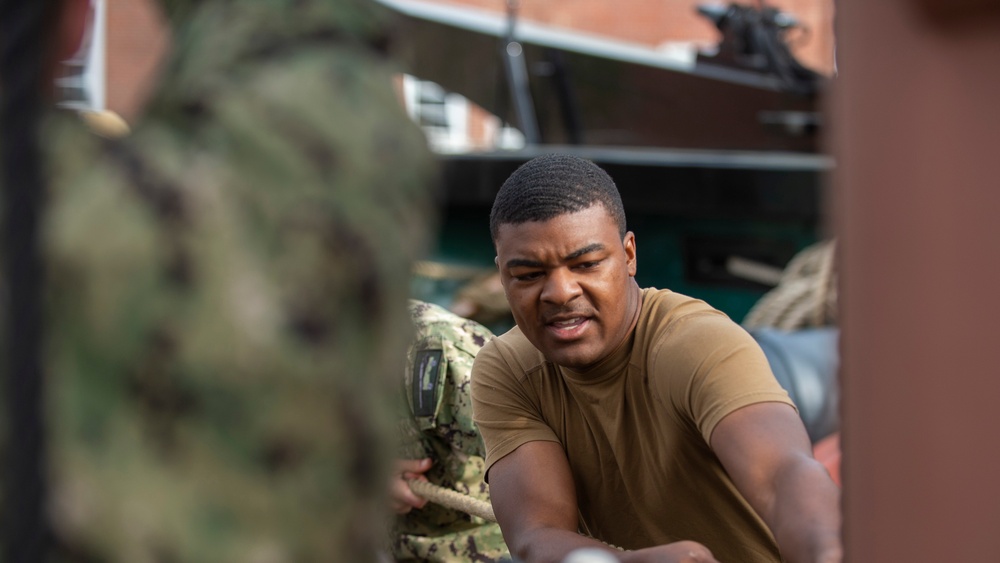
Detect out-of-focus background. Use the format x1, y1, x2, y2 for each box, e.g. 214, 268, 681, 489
63, 0, 836, 332
72, 0, 835, 121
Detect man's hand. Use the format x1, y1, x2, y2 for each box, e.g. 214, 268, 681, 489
619, 541, 719, 563
390, 458, 433, 514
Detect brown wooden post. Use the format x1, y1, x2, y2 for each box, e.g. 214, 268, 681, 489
831, 0, 1000, 560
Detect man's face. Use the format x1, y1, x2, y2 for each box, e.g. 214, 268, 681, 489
495, 204, 639, 370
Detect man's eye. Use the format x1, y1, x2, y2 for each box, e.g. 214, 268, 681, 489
575, 261, 600, 270
513, 272, 542, 281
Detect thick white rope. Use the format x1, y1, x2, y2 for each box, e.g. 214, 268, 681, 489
743, 240, 837, 330
406, 479, 496, 522
405, 480, 625, 552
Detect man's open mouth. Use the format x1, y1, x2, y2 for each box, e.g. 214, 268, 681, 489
550, 317, 586, 329
546, 316, 590, 339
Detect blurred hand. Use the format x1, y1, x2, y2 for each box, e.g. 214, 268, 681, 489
620, 541, 719, 563
390, 458, 433, 514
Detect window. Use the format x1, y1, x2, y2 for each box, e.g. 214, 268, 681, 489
56, 0, 106, 111
400, 74, 525, 153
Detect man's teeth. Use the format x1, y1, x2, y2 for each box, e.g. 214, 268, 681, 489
552, 318, 585, 328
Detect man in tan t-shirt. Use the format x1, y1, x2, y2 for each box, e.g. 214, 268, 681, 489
470, 155, 841, 563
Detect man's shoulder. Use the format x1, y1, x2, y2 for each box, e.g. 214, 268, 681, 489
408, 300, 494, 354
636, 287, 743, 360
639, 287, 732, 327
474, 325, 546, 379
490, 325, 542, 358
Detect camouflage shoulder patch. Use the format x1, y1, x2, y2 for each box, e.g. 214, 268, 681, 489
411, 348, 444, 418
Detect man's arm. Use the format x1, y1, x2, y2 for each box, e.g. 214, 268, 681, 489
490, 441, 604, 562
490, 441, 719, 563
710, 402, 842, 563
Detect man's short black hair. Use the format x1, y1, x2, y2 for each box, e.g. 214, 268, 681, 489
489, 154, 627, 242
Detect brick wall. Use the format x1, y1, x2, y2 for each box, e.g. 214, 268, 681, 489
420, 0, 835, 75
406, 0, 835, 150
100, 0, 835, 125
104, 0, 169, 120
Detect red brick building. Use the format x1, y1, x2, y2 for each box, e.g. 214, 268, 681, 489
90, 0, 834, 148
432, 0, 834, 74
103, 0, 170, 120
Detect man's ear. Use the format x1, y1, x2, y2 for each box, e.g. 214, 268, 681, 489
494, 256, 510, 295
624, 232, 637, 277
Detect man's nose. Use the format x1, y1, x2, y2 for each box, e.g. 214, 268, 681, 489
540, 268, 582, 305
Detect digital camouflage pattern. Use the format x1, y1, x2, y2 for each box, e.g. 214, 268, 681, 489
41, 0, 437, 561
395, 301, 510, 562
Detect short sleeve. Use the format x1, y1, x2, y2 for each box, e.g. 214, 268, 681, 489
471, 339, 559, 476
649, 312, 796, 444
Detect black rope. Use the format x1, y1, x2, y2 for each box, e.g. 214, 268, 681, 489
0, 0, 53, 560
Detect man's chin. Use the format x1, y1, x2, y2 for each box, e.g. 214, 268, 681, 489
541, 345, 600, 370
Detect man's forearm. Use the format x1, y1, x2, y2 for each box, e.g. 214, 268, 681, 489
513, 528, 722, 563
511, 526, 621, 563
768, 458, 842, 563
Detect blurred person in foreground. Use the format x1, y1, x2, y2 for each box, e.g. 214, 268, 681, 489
390, 300, 510, 562
36, 0, 437, 560
471, 155, 841, 563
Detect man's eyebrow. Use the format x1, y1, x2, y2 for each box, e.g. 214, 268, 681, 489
504, 243, 606, 270
565, 243, 605, 261
504, 258, 544, 269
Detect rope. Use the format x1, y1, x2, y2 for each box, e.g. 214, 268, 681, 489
406, 479, 496, 522
742, 240, 837, 330
405, 480, 625, 551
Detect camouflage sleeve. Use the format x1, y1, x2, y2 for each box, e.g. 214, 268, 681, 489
394, 302, 511, 563
404, 300, 494, 459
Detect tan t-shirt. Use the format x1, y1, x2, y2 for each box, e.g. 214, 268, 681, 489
471, 288, 795, 562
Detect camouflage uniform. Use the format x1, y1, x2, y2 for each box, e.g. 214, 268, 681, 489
394, 301, 510, 562
41, 0, 437, 561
